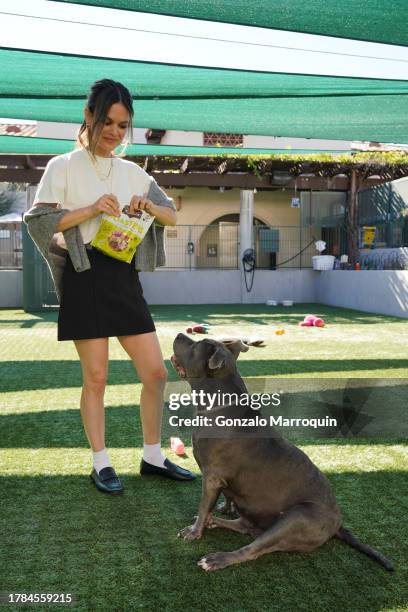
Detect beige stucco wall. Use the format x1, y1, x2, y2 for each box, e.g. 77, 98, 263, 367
166, 186, 301, 226
162, 187, 315, 269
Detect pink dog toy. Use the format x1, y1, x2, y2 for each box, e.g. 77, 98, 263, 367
299, 315, 325, 327
170, 437, 185, 456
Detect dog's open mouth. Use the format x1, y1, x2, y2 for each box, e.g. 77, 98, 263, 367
171, 354, 186, 378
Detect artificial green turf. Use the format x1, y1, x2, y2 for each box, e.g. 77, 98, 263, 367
1, 304, 407, 611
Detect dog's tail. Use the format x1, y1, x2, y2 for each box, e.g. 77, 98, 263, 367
335, 527, 394, 572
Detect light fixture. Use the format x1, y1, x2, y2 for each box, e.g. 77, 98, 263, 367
272, 171, 292, 185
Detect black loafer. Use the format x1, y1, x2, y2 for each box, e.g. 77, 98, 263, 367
90, 467, 124, 494
140, 458, 197, 481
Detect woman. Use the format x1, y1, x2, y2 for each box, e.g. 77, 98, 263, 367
26, 79, 196, 494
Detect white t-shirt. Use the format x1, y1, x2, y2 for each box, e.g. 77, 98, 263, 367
33, 148, 154, 249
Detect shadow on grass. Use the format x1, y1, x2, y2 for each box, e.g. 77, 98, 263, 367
0, 470, 406, 612
2, 359, 408, 392
149, 303, 406, 325
3, 303, 406, 329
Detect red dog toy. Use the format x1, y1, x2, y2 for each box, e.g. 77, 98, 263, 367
186, 324, 210, 334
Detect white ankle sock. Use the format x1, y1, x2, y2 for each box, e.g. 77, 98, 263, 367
143, 443, 166, 468
93, 448, 111, 474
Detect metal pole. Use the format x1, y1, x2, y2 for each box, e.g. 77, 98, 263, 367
240, 189, 254, 302
239, 190, 254, 265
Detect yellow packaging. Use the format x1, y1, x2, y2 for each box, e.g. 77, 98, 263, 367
91, 207, 155, 263
361, 226, 376, 248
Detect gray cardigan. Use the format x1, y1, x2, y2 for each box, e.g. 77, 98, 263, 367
23, 179, 175, 302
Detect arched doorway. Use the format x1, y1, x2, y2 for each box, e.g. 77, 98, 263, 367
196, 214, 267, 269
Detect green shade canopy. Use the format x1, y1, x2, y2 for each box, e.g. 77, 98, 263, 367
2, 50, 408, 99
0, 136, 351, 156
54, 0, 408, 46
2, 94, 407, 143
1, 1, 407, 155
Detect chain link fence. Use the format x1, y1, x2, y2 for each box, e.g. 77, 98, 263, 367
164, 224, 326, 269
14, 221, 345, 273
358, 182, 408, 249
164, 224, 239, 269
0, 224, 23, 269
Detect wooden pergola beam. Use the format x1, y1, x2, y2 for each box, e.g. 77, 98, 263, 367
1, 154, 407, 173
0, 168, 391, 190
0, 155, 406, 190
347, 169, 358, 264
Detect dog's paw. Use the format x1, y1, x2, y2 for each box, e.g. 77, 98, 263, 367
177, 524, 202, 541
197, 552, 231, 571
205, 515, 218, 529
193, 514, 216, 528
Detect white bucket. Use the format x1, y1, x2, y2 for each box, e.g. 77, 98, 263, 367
312, 255, 335, 271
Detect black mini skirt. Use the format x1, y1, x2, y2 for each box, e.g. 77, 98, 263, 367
58, 247, 156, 341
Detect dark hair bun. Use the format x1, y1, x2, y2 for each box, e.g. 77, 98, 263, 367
87, 79, 133, 114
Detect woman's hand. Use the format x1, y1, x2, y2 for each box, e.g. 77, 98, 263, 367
90, 194, 121, 217
129, 193, 155, 216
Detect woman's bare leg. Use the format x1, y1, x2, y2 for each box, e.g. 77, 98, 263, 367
73, 337, 109, 452
117, 332, 167, 444
117, 332, 196, 480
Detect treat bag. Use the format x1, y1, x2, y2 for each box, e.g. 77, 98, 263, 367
91, 207, 155, 263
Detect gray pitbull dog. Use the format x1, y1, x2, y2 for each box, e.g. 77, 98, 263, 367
171, 333, 393, 573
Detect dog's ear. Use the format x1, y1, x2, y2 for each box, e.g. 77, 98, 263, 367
208, 346, 228, 370
221, 339, 250, 360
